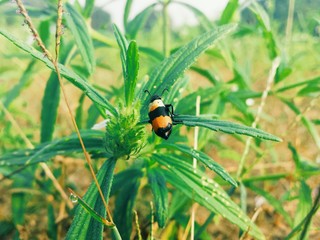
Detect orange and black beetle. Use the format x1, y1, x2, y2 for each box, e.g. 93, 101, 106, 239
145, 89, 176, 140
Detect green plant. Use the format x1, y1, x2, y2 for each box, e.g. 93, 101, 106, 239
1, 0, 319, 239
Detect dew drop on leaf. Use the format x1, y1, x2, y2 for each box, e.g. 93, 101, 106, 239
70, 193, 78, 203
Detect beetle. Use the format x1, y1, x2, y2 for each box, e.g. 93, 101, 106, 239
145, 89, 176, 140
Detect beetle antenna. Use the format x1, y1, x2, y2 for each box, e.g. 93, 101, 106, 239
144, 90, 151, 96
161, 88, 169, 96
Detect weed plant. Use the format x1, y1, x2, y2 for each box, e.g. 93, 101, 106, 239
0, 0, 319, 239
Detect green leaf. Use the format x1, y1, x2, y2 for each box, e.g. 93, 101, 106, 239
113, 168, 142, 240
219, 0, 239, 25
3, 60, 37, 108
294, 181, 312, 228
126, 5, 155, 38
275, 76, 320, 93
154, 154, 265, 240
0, 130, 106, 166
139, 24, 237, 115
83, 0, 95, 18
173, 115, 282, 142
40, 72, 60, 142
40, 43, 71, 143
175, 2, 213, 30
66, 157, 117, 240
0, 29, 117, 116
282, 99, 320, 148
158, 143, 237, 187
148, 168, 168, 228
250, 2, 278, 59
246, 183, 293, 226
75, 94, 86, 129
190, 66, 218, 85
65, 3, 96, 74
113, 24, 128, 79
124, 0, 133, 30
47, 204, 57, 240
126, 41, 139, 106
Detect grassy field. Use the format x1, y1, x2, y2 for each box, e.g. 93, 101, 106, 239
0, 0, 320, 239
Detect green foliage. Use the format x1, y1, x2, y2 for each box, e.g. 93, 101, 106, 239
66, 158, 117, 240
104, 105, 146, 160
65, 3, 96, 74
0, 1, 319, 239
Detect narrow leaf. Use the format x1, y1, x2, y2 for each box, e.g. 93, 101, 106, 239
0, 130, 106, 166
126, 41, 139, 105
139, 24, 237, 115
148, 168, 168, 228
68, 189, 110, 227
175, 2, 213, 30
282, 99, 320, 148
219, 0, 239, 25
65, 3, 95, 74
4, 60, 36, 108
113, 169, 142, 240
66, 158, 117, 240
40, 72, 60, 142
158, 143, 237, 187
83, 0, 95, 18
113, 24, 128, 80
154, 154, 265, 240
246, 183, 293, 226
41, 42, 72, 143
294, 181, 312, 228
174, 115, 282, 142
126, 5, 155, 38
124, 0, 133, 30
0, 29, 117, 116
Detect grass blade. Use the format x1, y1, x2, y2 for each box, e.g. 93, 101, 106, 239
40, 72, 60, 142
175, 1, 213, 30
0, 130, 106, 166
246, 183, 293, 226
113, 169, 142, 240
174, 115, 282, 142
65, 3, 95, 74
158, 143, 237, 187
66, 158, 117, 240
139, 24, 237, 115
126, 41, 139, 105
0, 29, 117, 116
154, 154, 265, 240
126, 4, 155, 38
148, 168, 168, 228
219, 0, 239, 25
3, 60, 36, 108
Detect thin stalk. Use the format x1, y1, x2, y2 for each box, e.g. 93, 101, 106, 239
285, 0, 295, 52
14, 0, 114, 224
111, 225, 122, 240
134, 210, 142, 240
162, 1, 170, 57
191, 96, 201, 240
150, 201, 154, 240
236, 57, 281, 180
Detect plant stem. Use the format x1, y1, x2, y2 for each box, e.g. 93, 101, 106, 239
236, 57, 281, 180
285, 0, 295, 52
162, 1, 170, 57
191, 96, 201, 240
14, 0, 114, 224
111, 225, 122, 240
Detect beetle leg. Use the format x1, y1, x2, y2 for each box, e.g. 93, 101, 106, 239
165, 104, 174, 115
